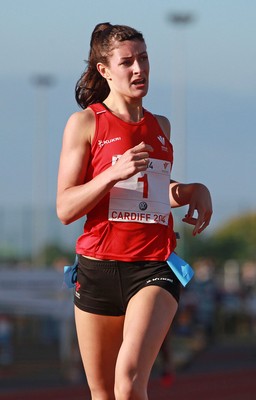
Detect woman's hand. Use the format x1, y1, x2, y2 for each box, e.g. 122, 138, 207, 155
112, 141, 153, 181
182, 183, 213, 235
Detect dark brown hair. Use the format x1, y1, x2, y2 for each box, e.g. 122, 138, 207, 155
75, 23, 145, 109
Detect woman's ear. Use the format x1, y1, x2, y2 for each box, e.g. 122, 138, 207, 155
97, 63, 111, 80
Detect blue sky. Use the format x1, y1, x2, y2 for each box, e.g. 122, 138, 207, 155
0, 0, 255, 234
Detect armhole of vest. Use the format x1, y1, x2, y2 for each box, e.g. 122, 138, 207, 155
88, 105, 100, 148
151, 112, 170, 140
145, 110, 164, 134
145, 109, 159, 126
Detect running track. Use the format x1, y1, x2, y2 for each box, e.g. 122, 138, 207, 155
1, 340, 256, 400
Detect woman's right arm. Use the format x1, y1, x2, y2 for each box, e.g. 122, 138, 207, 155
56, 110, 153, 225
56, 110, 118, 224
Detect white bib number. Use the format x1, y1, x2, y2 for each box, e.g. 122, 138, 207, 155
108, 157, 171, 225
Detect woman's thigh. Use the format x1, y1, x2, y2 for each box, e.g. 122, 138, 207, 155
75, 306, 124, 396
115, 286, 178, 387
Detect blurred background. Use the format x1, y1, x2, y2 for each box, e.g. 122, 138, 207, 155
0, 0, 255, 398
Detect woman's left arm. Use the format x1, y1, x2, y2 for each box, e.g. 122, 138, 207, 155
154, 114, 213, 235
170, 180, 213, 236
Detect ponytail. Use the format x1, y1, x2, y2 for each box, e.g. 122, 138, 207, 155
75, 64, 110, 110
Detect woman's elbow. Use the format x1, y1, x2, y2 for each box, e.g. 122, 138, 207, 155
57, 212, 70, 225
56, 203, 72, 225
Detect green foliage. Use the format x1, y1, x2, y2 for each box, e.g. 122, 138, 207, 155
182, 212, 256, 265
37, 243, 75, 267
182, 227, 213, 262
212, 212, 256, 262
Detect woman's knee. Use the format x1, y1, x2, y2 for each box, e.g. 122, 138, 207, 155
114, 376, 146, 400
90, 385, 115, 400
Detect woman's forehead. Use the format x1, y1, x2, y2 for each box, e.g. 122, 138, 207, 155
111, 39, 147, 56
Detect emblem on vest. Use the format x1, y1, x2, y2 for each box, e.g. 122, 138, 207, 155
157, 135, 168, 152
98, 137, 121, 148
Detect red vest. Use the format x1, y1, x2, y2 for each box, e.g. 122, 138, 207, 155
76, 103, 176, 261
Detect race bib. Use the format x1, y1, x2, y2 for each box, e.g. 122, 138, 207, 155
108, 156, 171, 225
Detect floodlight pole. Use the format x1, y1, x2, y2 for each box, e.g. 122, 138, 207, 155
31, 74, 55, 266
167, 12, 195, 256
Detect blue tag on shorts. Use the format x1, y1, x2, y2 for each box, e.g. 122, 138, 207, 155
63, 255, 78, 288
166, 252, 194, 287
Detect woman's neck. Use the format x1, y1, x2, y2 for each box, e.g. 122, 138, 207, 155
103, 97, 143, 123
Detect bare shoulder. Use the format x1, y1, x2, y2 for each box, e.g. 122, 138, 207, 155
154, 114, 171, 140
64, 108, 96, 145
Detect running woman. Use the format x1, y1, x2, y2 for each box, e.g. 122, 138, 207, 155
57, 22, 212, 400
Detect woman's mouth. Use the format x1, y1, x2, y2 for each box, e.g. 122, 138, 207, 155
132, 78, 146, 86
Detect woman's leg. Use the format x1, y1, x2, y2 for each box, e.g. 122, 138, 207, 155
114, 286, 178, 400
75, 306, 124, 400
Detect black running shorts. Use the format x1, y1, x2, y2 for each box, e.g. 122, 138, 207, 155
74, 255, 181, 316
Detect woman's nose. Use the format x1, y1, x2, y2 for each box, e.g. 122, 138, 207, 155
133, 59, 143, 73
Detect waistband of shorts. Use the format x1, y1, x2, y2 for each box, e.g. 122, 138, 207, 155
77, 255, 169, 269
78, 255, 119, 267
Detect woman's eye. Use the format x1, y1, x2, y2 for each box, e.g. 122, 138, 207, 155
121, 60, 131, 66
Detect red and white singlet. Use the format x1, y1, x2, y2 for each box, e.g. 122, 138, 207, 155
76, 103, 177, 261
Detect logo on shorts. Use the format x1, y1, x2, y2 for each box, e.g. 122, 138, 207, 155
75, 281, 81, 299
146, 277, 173, 284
